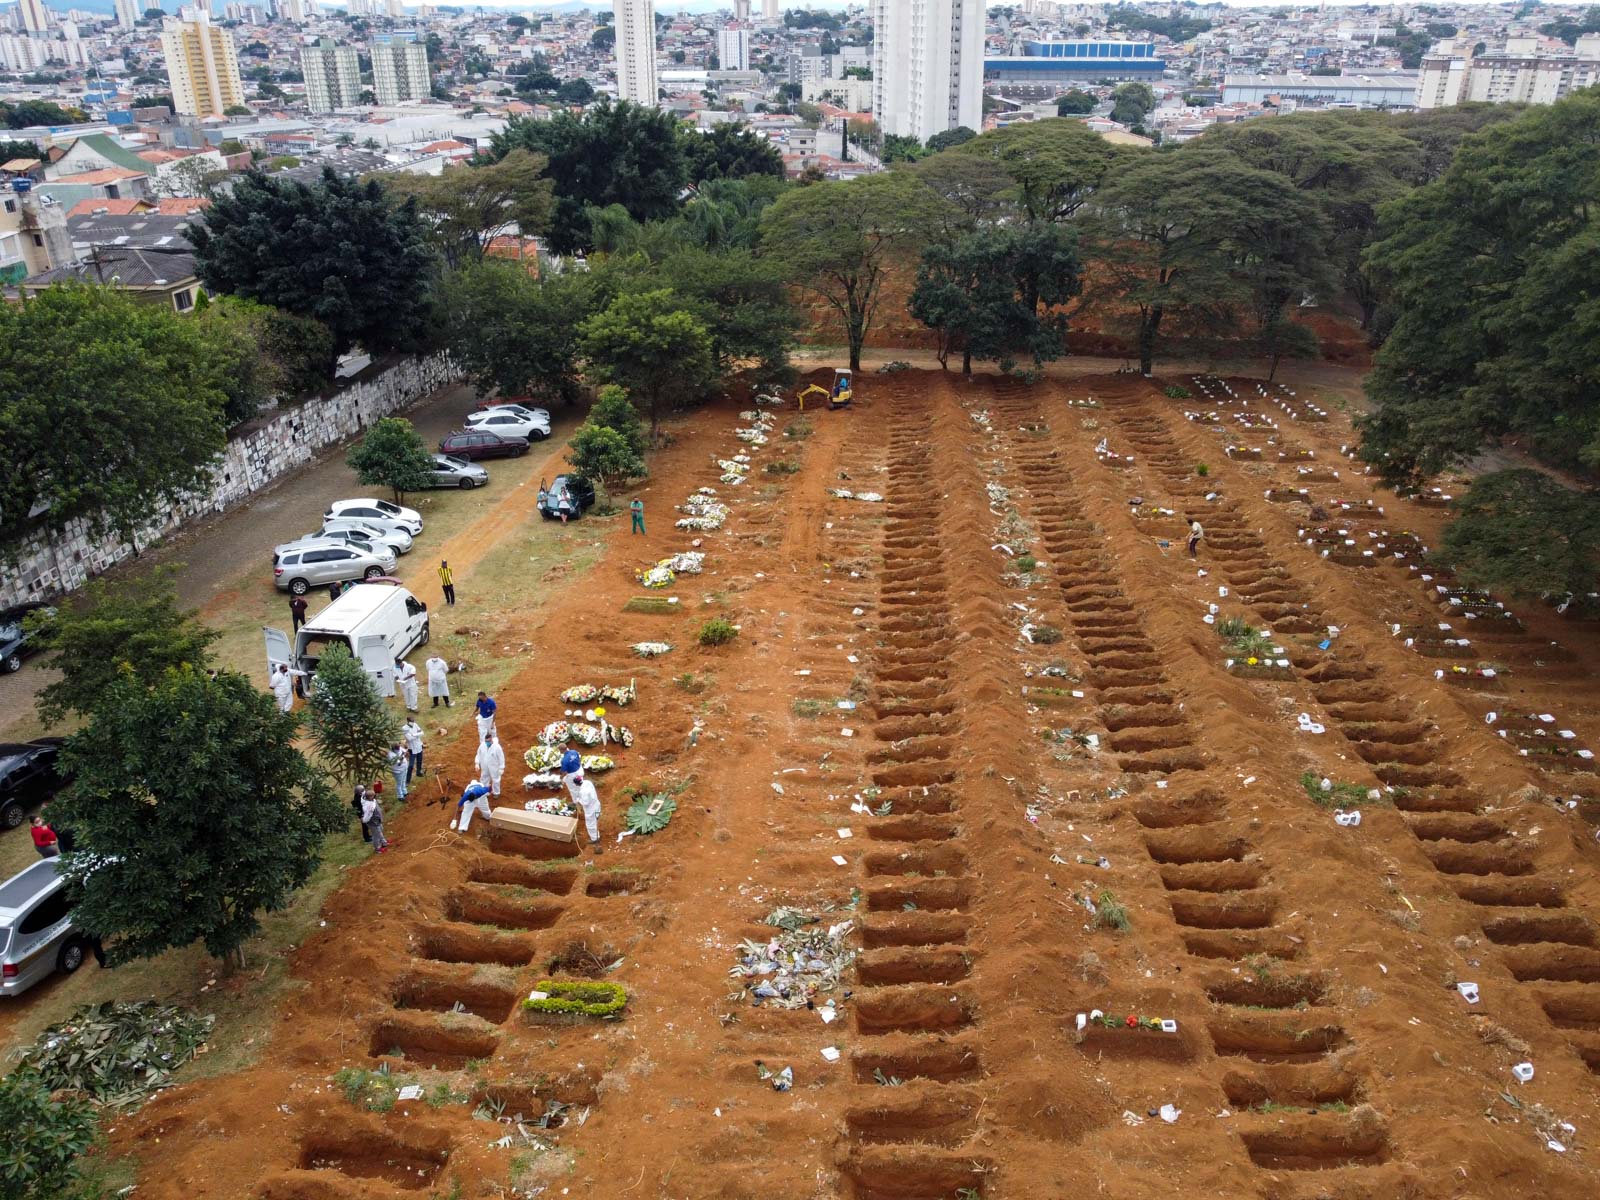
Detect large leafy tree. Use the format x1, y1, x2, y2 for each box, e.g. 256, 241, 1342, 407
566, 423, 645, 491
1361, 90, 1600, 483
1081, 150, 1329, 375
304, 642, 399, 785
1439, 471, 1600, 600
953, 118, 1121, 223
191, 167, 437, 357
347, 417, 436, 502
649, 246, 799, 381
440, 260, 597, 403
194, 295, 336, 424
380, 149, 554, 269
52, 666, 342, 969
483, 100, 688, 254
31, 570, 218, 727
579, 289, 715, 442
0, 285, 230, 545
760, 172, 950, 370
679, 121, 785, 184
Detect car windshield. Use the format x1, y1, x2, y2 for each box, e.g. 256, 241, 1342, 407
373, 501, 401, 515
436, 456, 466, 468
0, 619, 21, 641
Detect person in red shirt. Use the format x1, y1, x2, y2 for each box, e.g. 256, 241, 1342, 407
30, 816, 58, 858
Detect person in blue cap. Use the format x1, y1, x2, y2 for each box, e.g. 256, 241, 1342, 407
453, 778, 494, 833
560, 748, 582, 799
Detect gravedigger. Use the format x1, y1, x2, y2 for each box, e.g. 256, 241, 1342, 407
797, 368, 853, 412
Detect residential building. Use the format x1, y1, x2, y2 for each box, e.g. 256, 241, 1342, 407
761, 0, 778, 21
1222, 71, 1418, 108
732, 0, 749, 20
18, 0, 49, 33
302, 38, 362, 112
872, 0, 983, 142
114, 0, 140, 31
279, 0, 305, 22
613, 0, 659, 106
0, 33, 51, 72
717, 26, 749, 73
371, 36, 431, 105
160, 15, 246, 119
984, 38, 1165, 86
1415, 36, 1600, 108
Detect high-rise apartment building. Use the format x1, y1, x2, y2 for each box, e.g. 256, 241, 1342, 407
612, 0, 658, 106
385, 0, 404, 17
717, 26, 749, 72
732, 0, 749, 21
371, 35, 430, 104
113, 0, 140, 31
761, 0, 778, 21
872, 0, 983, 142
1415, 35, 1600, 108
302, 37, 361, 112
278, 0, 306, 23
18, 0, 50, 33
160, 14, 247, 118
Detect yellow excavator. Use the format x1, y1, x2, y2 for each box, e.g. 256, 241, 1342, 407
797, 368, 853, 412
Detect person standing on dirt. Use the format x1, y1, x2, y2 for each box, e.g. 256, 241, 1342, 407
270, 663, 294, 713
352, 782, 370, 843
571, 772, 604, 855
438, 559, 456, 606
426, 653, 452, 708
630, 497, 645, 535
1187, 519, 1204, 558
402, 718, 425, 781
361, 788, 389, 853
30, 816, 59, 859
395, 657, 419, 714
560, 748, 582, 799
475, 731, 506, 798
475, 691, 498, 740
386, 743, 410, 801
453, 778, 493, 833
289, 594, 308, 633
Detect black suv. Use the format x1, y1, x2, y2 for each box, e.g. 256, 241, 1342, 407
538, 475, 597, 520
0, 739, 67, 830
0, 603, 53, 674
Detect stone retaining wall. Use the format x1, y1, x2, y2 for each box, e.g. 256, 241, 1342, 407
2, 353, 461, 608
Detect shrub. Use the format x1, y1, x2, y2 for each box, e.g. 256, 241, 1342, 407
1196, 463, 1210, 477
0, 1070, 99, 1199
784, 419, 813, 439
1015, 554, 1037, 573
521, 979, 628, 1019
1163, 384, 1192, 399
1093, 890, 1130, 932
764, 458, 801, 475
698, 618, 738, 646
792, 698, 823, 718
1030, 624, 1064, 645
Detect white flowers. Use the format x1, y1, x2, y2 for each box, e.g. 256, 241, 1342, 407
632, 641, 672, 658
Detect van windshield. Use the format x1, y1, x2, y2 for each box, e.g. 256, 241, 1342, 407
298, 633, 352, 671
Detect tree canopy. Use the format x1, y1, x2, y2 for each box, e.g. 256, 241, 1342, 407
380, 149, 553, 269
953, 118, 1120, 223
191, 168, 436, 357
347, 417, 436, 502
441, 260, 595, 403
579, 289, 716, 442
679, 122, 786, 184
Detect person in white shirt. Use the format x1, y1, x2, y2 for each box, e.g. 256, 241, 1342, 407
361, 791, 388, 853
425, 654, 452, 708
571, 772, 603, 855
386, 743, 410, 801
475, 732, 506, 797
401, 718, 425, 781
395, 658, 419, 713
270, 664, 294, 713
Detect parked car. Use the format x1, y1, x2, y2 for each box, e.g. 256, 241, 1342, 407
473, 399, 552, 423
426, 453, 490, 489
0, 859, 88, 998
0, 603, 54, 674
466, 407, 551, 442
274, 543, 393, 595
319, 518, 412, 555
439, 429, 529, 461
537, 474, 597, 520
275, 532, 398, 565
275, 536, 397, 578
325, 498, 424, 537
0, 739, 66, 830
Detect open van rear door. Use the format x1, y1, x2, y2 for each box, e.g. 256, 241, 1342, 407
357, 634, 395, 696
264, 627, 293, 677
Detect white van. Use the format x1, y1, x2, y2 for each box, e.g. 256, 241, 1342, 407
264, 580, 428, 695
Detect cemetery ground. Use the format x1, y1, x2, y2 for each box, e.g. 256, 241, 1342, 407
5, 361, 1600, 1199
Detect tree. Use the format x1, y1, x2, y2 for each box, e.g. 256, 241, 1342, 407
1437, 471, 1600, 600
152, 155, 228, 199
650, 245, 799, 380
0, 286, 230, 547
954, 119, 1120, 223
0, 138, 42, 163
441, 260, 595, 403
567, 422, 645, 491
29, 570, 216, 728
556, 77, 595, 105
1111, 81, 1155, 126
1056, 89, 1096, 116
591, 24, 615, 50
347, 417, 436, 502
1081, 150, 1329, 374
381, 149, 553, 269
0, 100, 86, 129
223, 104, 252, 116
881, 133, 927, 163
304, 642, 400, 785
926, 126, 976, 152
679, 122, 785, 184
482, 100, 688, 255
191, 168, 437, 357
52, 666, 342, 969
761, 172, 950, 370
1361, 91, 1600, 484
579, 289, 715, 443
0, 1071, 99, 1200
588, 384, 646, 457
192, 295, 334, 424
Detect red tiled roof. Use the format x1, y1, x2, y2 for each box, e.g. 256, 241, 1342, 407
54, 167, 146, 184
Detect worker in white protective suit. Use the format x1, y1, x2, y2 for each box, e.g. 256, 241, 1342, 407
394, 658, 419, 713
270, 664, 294, 713
570, 772, 603, 856
475, 731, 506, 797
425, 654, 452, 708
453, 779, 493, 833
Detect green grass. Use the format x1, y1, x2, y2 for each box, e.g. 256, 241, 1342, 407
791, 698, 824, 718
1300, 771, 1389, 809
1093, 890, 1130, 933
624, 595, 678, 614
698, 618, 738, 646
1014, 555, 1037, 574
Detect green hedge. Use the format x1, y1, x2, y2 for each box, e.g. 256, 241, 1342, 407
521, 979, 628, 1019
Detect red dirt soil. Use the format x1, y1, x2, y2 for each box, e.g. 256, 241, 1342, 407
109, 367, 1600, 1199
